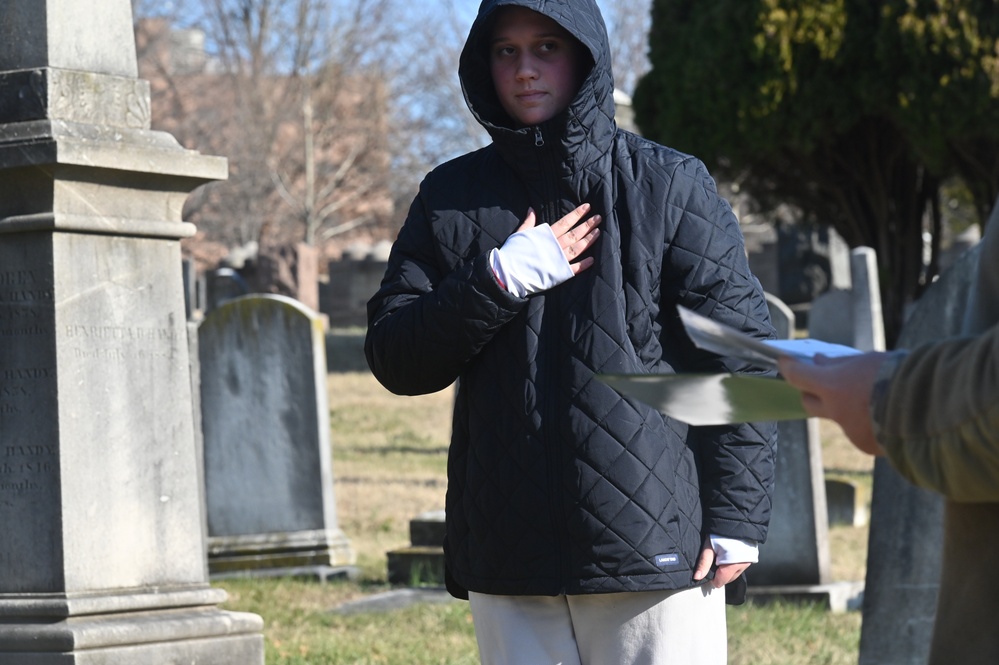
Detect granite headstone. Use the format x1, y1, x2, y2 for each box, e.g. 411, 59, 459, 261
809, 246, 886, 352
199, 294, 354, 578
754, 295, 832, 590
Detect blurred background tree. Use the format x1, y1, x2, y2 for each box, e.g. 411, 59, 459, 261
633, 0, 999, 344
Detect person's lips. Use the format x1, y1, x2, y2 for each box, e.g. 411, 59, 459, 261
517, 89, 547, 103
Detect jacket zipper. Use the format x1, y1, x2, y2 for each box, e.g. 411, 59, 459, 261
534, 124, 569, 592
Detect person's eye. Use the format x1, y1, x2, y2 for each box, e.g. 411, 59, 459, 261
494, 45, 515, 58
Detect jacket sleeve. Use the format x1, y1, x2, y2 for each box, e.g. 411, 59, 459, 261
875, 325, 999, 502
365, 190, 526, 396
660, 156, 779, 544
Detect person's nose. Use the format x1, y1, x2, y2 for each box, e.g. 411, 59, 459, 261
515, 54, 540, 81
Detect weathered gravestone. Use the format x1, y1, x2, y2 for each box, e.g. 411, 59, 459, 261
387, 509, 447, 586
753, 414, 831, 590
199, 294, 355, 579
751, 295, 858, 609
321, 244, 392, 328
849, 248, 887, 352
252, 242, 322, 314
206, 266, 250, 312
858, 239, 982, 665
809, 247, 886, 352
755, 248, 884, 612
0, 1, 264, 662
765, 292, 795, 340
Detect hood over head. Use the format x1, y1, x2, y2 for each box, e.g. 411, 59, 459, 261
459, 0, 616, 143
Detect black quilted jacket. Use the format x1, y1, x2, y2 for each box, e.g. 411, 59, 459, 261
366, 0, 777, 599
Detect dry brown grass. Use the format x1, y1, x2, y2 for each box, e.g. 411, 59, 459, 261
819, 420, 873, 583
328, 372, 453, 578
820, 419, 876, 475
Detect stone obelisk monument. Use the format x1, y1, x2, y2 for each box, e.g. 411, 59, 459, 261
0, 1, 265, 662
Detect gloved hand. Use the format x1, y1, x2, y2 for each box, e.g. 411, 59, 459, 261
489, 222, 572, 297
489, 204, 601, 297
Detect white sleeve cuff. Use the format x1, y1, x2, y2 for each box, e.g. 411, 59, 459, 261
488, 223, 573, 298
710, 535, 759, 564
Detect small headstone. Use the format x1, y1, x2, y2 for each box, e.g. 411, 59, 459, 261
849, 247, 886, 352
808, 246, 885, 351
387, 510, 446, 587
754, 296, 831, 588
206, 267, 250, 311
766, 292, 796, 340
751, 294, 863, 611
321, 256, 389, 328
828, 228, 853, 290
755, 418, 831, 586
410, 509, 446, 548
198, 294, 354, 579
751, 412, 863, 611
252, 242, 321, 313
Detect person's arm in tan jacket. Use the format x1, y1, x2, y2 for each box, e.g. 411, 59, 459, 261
778, 324, 999, 502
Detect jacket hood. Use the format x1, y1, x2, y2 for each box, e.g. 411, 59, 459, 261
459, 0, 616, 148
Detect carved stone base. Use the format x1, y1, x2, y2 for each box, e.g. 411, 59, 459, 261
0, 608, 264, 665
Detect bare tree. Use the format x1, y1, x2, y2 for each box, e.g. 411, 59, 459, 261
268, 0, 398, 247
382, 0, 487, 200
136, 0, 399, 257
600, 0, 652, 96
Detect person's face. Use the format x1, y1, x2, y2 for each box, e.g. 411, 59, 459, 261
489, 7, 586, 127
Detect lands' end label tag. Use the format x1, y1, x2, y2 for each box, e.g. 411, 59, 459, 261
654, 553, 680, 568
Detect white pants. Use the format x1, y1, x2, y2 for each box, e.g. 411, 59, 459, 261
468, 585, 726, 665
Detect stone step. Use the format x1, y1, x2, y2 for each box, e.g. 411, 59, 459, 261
386, 546, 445, 586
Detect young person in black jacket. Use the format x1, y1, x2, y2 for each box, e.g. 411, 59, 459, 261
366, 1, 777, 662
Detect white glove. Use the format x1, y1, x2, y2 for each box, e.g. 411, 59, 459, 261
489, 223, 574, 298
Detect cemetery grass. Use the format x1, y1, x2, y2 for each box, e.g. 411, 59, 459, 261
215, 370, 871, 665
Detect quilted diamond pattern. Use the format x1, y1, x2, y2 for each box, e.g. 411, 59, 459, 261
366, 0, 777, 599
